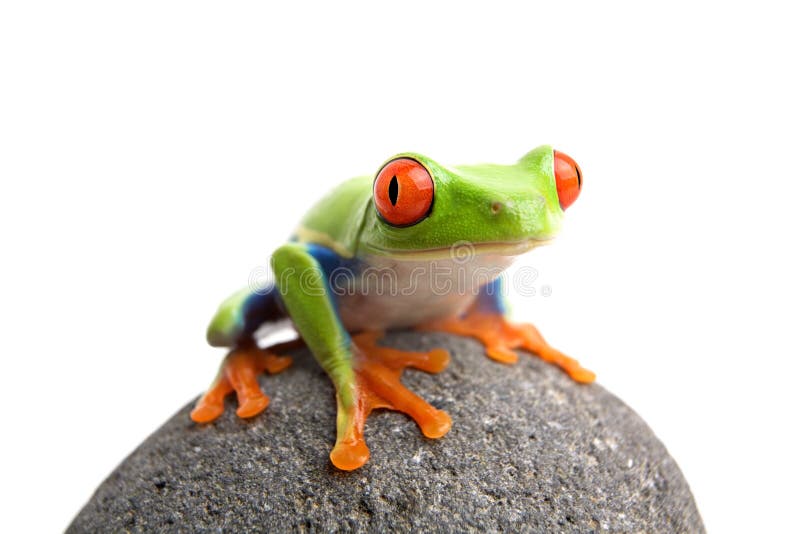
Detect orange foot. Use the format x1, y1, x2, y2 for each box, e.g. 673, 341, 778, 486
191, 344, 293, 423
329, 331, 452, 471
419, 311, 595, 384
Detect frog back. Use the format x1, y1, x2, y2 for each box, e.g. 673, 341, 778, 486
293, 175, 373, 258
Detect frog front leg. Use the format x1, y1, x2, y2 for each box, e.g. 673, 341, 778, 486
271, 243, 452, 471
419, 278, 596, 383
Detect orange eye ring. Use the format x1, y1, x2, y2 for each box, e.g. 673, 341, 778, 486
373, 158, 434, 227
553, 150, 582, 210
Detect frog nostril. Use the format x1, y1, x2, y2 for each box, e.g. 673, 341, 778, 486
491, 201, 502, 214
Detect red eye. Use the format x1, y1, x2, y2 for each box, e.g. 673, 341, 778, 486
373, 158, 434, 226
553, 150, 582, 210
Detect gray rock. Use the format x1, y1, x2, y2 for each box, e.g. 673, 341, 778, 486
69, 332, 704, 533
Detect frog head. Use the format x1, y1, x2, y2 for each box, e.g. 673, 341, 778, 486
359, 145, 582, 259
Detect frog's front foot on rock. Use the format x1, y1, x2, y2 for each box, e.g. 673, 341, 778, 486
191, 345, 293, 423
419, 311, 596, 384
329, 331, 452, 471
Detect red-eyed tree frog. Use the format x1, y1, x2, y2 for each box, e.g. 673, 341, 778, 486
191, 145, 594, 471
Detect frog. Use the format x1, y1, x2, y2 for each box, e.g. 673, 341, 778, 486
191, 145, 594, 471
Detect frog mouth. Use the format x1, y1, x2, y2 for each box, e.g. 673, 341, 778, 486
363, 238, 553, 260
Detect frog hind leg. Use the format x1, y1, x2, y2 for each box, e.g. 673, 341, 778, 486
330, 331, 452, 471
193, 282, 295, 423
191, 344, 292, 423
418, 278, 596, 384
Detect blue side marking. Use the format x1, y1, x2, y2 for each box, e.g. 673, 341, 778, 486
238, 284, 286, 344
305, 243, 360, 344
473, 276, 506, 314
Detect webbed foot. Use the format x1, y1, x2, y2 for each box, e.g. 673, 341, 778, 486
191, 344, 293, 423
419, 311, 595, 383
329, 331, 452, 471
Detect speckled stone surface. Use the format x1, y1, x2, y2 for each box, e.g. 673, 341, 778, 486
69, 332, 704, 533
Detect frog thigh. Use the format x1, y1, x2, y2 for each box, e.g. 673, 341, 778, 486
206, 284, 286, 348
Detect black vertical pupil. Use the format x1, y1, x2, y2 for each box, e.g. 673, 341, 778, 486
388, 176, 399, 206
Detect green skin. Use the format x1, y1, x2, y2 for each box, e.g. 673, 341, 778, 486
205, 145, 567, 465
297, 145, 563, 256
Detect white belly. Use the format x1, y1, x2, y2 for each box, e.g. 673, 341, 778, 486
335, 253, 514, 331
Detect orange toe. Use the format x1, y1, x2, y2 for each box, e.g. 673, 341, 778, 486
420, 312, 596, 384
260, 353, 292, 374
191, 398, 226, 424
235, 395, 270, 418
191, 372, 233, 423
328, 332, 452, 471
417, 408, 452, 438
191, 344, 293, 424
568, 367, 596, 384
486, 345, 519, 364
330, 437, 371, 471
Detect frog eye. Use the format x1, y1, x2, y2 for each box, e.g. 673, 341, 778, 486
373, 157, 434, 227
553, 150, 582, 210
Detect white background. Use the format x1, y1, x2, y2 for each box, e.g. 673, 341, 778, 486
2, 2, 798, 532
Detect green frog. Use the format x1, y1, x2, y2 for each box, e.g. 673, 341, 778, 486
192, 145, 593, 470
